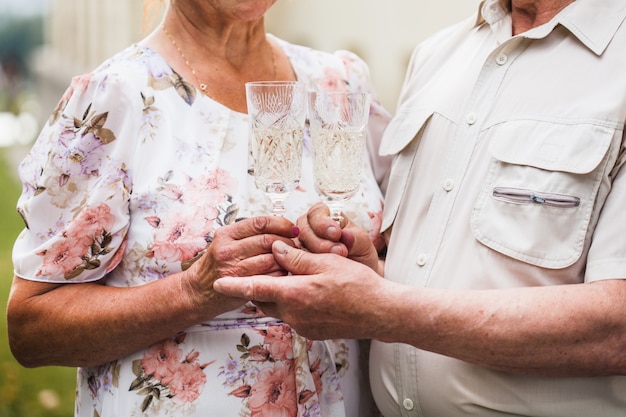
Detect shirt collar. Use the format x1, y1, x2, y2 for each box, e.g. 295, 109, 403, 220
476, 0, 626, 55
477, 0, 509, 27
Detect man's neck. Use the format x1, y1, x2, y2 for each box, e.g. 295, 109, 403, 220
510, 0, 575, 34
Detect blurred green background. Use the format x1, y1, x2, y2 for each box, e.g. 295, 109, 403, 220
1, 2, 76, 415
0, 148, 76, 417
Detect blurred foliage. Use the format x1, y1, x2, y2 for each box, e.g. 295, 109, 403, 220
0, 14, 44, 114
0, 147, 76, 417
0, 13, 75, 415
0, 14, 44, 78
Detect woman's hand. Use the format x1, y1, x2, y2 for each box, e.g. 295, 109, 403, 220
183, 215, 299, 319
296, 202, 383, 274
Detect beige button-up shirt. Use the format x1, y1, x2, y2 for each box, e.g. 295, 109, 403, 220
371, 0, 626, 415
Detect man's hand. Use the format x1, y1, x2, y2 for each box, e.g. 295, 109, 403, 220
213, 240, 390, 340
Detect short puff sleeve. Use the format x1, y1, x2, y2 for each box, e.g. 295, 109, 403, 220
12, 70, 140, 283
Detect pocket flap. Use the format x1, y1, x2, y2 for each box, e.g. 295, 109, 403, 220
379, 108, 432, 156
488, 120, 614, 174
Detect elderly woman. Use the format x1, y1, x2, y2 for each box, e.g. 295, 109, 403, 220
6, 0, 391, 416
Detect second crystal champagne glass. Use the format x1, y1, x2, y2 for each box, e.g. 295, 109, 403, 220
246, 81, 307, 216
308, 90, 371, 223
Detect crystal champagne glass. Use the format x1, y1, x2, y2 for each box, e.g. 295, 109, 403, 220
308, 90, 371, 223
246, 81, 306, 216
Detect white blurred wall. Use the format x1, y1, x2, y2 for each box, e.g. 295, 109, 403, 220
266, 0, 481, 111
32, 0, 144, 125
34, 0, 481, 120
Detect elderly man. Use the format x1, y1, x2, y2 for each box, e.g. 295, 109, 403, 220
214, 0, 626, 415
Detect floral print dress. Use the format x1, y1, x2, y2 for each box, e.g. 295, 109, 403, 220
12, 35, 390, 417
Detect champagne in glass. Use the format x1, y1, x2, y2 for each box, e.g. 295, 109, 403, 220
308, 90, 371, 223
246, 81, 306, 216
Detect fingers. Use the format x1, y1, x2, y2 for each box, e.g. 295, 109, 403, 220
271, 240, 330, 275
225, 216, 298, 241
213, 231, 295, 262
295, 202, 377, 267
210, 216, 298, 268
185, 218, 296, 302
338, 224, 380, 271
213, 241, 329, 300
213, 275, 288, 302
308, 202, 343, 238
339, 223, 371, 255
228, 253, 288, 277
297, 202, 348, 256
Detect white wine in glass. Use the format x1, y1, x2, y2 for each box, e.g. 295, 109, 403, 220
246, 81, 306, 216
308, 90, 371, 223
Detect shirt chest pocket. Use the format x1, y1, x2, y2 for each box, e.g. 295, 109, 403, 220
470, 120, 615, 269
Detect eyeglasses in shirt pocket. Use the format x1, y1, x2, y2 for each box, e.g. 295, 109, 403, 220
471, 119, 616, 269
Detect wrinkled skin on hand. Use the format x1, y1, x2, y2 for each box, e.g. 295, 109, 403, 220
296, 202, 382, 273
212, 206, 391, 341
183, 215, 299, 319
213, 240, 393, 341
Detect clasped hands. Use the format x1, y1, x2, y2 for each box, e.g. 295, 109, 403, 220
202, 202, 387, 340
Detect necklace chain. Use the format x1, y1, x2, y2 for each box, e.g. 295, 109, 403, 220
163, 26, 277, 97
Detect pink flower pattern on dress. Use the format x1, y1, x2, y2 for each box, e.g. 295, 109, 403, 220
185, 168, 237, 207
141, 338, 183, 384
218, 324, 331, 417
145, 168, 238, 265
35, 202, 116, 279
169, 361, 208, 405
36, 238, 86, 277
147, 207, 215, 263
316, 67, 349, 93
70, 203, 115, 239
263, 323, 295, 361
248, 361, 298, 417
131, 334, 214, 412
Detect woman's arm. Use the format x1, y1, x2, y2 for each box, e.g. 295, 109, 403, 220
8, 216, 298, 368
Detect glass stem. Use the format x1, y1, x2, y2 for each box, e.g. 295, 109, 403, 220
327, 201, 344, 223
268, 193, 287, 217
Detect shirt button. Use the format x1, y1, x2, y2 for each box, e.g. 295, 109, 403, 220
466, 112, 477, 125
496, 54, 508, 65
416, 253, 428, 266
403, 398, 415, 410
443, 178, 454, 191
